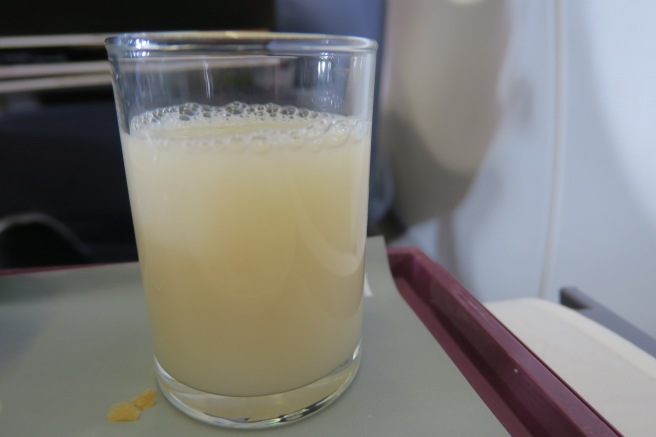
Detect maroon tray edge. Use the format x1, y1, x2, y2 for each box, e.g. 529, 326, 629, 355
0, 262, 129, 277
387, 246, 620, 437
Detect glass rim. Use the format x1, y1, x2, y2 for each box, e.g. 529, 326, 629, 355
105, 31, 377, 55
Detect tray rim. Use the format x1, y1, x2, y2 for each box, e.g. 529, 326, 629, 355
387, 246, 620, 437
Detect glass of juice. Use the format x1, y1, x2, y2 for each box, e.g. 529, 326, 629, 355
105, 32, 377, 428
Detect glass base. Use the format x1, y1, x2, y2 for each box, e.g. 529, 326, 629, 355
155, 343, 361, 429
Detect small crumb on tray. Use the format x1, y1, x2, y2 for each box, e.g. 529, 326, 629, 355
107, 402, 141, 422
107, 388, 157, 423
131, 388, 157, 410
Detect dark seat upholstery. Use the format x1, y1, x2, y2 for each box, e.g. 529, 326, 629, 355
0, 98, 138, 267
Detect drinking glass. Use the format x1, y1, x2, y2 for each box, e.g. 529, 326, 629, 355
105, 31, 377, 428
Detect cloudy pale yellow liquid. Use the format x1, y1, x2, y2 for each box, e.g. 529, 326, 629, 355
121, 103, 370, 397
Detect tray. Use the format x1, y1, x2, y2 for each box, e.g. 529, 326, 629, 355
0, 237, 620, 436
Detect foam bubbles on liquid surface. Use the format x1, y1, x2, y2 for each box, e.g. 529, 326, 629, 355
130, 102, 369, 153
